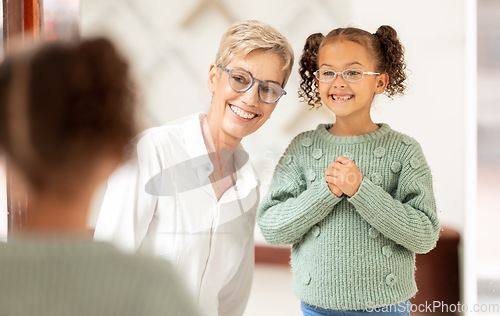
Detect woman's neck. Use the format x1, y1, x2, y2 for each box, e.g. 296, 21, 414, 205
205, 114, 240, 150
329, 116, 379, 137
201, 117, 237, 200
24, 188, 94, 236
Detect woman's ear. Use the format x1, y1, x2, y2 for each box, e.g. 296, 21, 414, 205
207, 64, 218, 95
375, 73, 389, 94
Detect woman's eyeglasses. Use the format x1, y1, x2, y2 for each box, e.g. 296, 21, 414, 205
218, 65, 286, 104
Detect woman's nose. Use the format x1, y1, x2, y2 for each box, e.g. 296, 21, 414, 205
240, 83, 260, 105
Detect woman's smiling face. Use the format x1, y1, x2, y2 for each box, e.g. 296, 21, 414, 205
207, 49, 285, 146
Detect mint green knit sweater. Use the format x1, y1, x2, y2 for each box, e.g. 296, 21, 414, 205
257, 123, 440, 310
0, 238, 203, 316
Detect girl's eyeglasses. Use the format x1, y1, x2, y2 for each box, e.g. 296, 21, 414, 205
314, 69, 381, 83
218, 65, 286, 104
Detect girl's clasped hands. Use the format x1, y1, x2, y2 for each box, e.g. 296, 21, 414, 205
324, 156, 363, 197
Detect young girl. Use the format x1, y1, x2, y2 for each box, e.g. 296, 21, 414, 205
257, 25, 440, 315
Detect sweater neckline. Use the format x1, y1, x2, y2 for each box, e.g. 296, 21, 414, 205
316, 123, 391, 144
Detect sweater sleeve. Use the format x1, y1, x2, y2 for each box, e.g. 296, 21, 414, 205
347, 142, 440, 254
257, 140, 343, 245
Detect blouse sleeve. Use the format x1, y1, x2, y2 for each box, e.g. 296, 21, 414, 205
257, 139, 343, 245
94, 135, 161, 253
348, 142, 440, 254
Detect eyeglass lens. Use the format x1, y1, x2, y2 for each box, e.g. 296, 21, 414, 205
229, 70, 282, 103
315, 69, 364, 82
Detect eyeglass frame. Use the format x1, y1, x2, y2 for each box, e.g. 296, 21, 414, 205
313, 68, 381, 83
217, 64, 287, 104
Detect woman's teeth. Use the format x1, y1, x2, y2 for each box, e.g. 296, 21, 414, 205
332, 95, 353, 101
230, 105, 257, 119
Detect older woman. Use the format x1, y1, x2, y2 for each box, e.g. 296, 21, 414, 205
94, 20, 294, 316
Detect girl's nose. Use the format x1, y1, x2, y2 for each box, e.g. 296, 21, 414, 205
332, 74, 347, 88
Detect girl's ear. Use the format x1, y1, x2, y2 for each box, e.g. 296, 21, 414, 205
375, 73, 389, 94
207, 64, 218, 95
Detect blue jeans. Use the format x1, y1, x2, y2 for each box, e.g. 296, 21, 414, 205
301, 300, 411, 316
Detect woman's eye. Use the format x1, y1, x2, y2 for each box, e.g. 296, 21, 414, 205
262, 86, 278, 96
233, 75, 248, 84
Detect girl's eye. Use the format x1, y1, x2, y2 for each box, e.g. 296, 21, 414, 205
345, 70, 362, 76
322, 70, 335, 77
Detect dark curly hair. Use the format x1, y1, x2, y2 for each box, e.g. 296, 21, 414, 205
299, 25, 407, 108
0, 38, 137, 193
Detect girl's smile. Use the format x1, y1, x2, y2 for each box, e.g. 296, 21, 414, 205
316, 40, 388, 135
330, 94, 354, 102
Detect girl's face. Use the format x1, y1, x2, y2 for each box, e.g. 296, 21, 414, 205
317, 40, 388, 121
207, 50, 285, 145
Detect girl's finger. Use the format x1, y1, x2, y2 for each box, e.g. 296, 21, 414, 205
324, 175, 337, 184
336, 155, 352, 165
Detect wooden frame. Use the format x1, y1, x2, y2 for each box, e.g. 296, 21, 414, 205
3, 0, 43, 236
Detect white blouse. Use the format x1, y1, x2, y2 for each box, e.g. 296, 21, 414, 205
94, 113, 259, 316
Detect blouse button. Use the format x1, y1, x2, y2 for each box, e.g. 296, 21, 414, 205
283, 155, 293, 164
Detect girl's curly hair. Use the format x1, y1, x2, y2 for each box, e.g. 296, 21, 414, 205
298, 25, 407, 109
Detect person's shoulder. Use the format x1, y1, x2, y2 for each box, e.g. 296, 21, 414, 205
384, 126, 424, 151
93, 244, 199, 313
135, 113, 203, 151
0, 240, 200, 316
91, 242, 174, 275
287, 124, 330, 149
139, 114, 195, 142
384, 127, 429, 170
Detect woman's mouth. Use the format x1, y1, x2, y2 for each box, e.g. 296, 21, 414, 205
229, 105, 257, 120
331, 94, 354, 101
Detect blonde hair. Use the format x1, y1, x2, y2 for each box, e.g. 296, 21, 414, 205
215, 20, 294, 88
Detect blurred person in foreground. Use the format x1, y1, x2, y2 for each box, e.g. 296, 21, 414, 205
94, 20, 294, 316
0, 38, 202, 316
